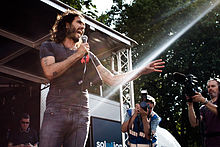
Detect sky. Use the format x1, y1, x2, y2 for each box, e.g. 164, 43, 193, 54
91, 0, 133, 16
91, 0, 113, 16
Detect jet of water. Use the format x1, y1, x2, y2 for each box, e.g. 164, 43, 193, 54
90, 0, 220, 111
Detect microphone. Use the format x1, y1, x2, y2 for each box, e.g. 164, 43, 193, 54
81, 35, 88, 43
81, 35, 89, 63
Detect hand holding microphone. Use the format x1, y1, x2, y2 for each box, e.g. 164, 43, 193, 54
80, 35, 90, 63
82, 35, 89, 53
78, 35, 89, 55
81, 35, 88, 43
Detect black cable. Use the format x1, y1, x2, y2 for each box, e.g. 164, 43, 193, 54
74, 54, 88, 147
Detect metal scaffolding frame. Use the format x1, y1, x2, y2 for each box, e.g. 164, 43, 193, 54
0, 0, 139, 146
111, 48, 135, 146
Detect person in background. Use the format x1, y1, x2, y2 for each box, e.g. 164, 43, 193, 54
8, 113, 38, 147
121, 90, 161, 147
187, 78, 220, 147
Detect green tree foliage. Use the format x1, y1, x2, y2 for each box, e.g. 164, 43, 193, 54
101, 0, 220, 146
60, 0, 220, 146
60, 0, 98, 18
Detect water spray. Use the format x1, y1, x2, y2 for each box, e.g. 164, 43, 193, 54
90, 0, 220, 112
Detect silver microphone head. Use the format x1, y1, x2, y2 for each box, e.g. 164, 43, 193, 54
81, 35, 88, 43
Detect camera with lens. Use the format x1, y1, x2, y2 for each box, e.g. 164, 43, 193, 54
140, 89, 150, 112
140, 89, 156, 110
173, 72, 202, 102
140, 101, 150, 112
140, 101, 152, 118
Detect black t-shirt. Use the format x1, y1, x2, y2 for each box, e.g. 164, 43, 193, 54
40, 41, 102, 107
200, 102, 220, 146
8, 128, 38, 146
217, 96, 220, 116
40, 41, 101, 89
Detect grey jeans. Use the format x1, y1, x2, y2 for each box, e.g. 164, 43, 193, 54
39, 106, 90, 147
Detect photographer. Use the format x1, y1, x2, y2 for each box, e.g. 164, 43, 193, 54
187, 78, 220, 147
121, 92, 161, 147
39, 10, 165, 147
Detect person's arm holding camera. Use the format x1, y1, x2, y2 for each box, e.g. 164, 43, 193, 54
139, 106, 151, 139
121, 104, 140, 133
187, 100, 199, 127
191, 92, 218, 115
187, 92, 218, 127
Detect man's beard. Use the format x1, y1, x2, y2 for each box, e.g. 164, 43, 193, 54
209, 92, 218, 99
66, 27, 80, 42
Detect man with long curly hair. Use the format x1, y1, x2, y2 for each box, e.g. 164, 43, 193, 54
39, 10, 165, 147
